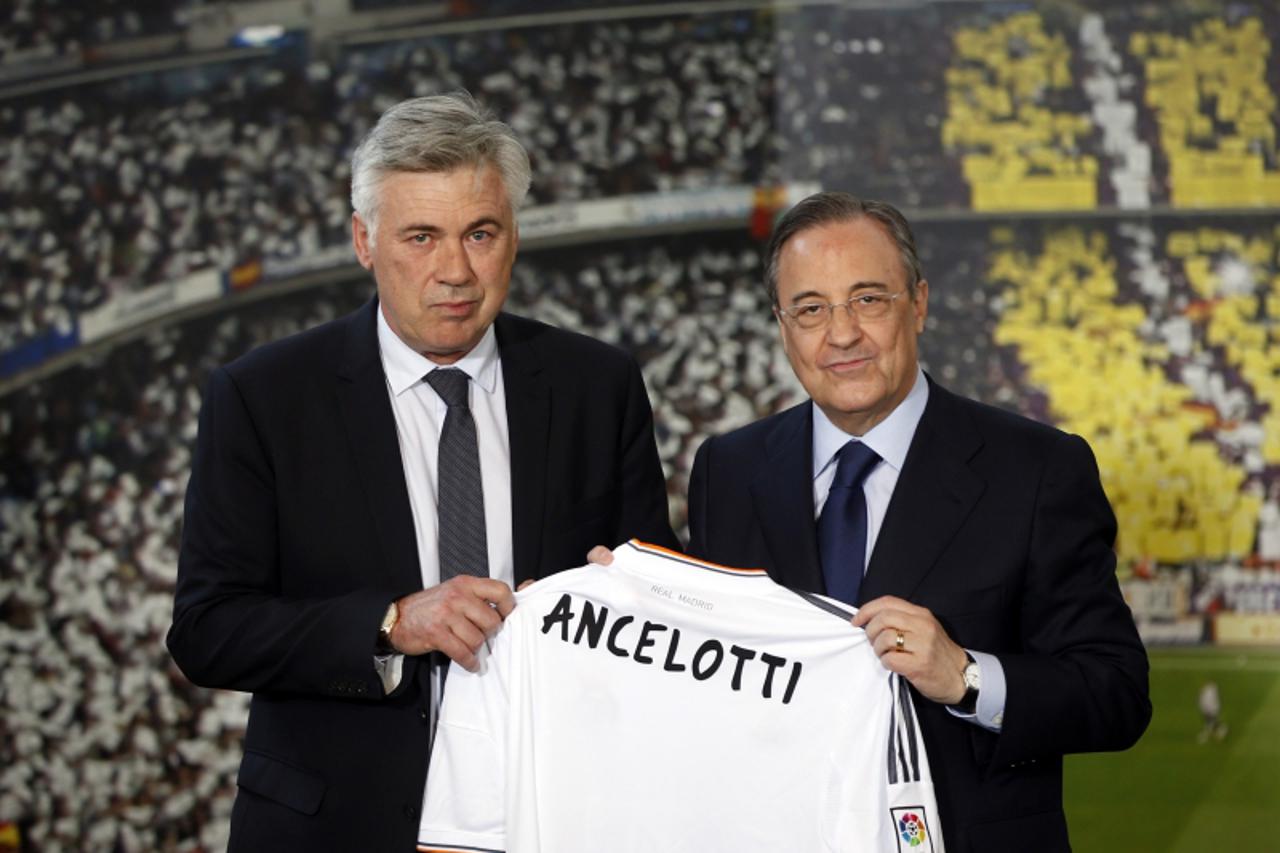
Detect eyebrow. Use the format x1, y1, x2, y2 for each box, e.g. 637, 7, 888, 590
397, 216, 508, 237
787, 281, 890, 303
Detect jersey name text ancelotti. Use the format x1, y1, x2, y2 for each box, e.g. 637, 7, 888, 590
539, 591, 805, 704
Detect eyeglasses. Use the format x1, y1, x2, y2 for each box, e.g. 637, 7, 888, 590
775, 290, 909, 330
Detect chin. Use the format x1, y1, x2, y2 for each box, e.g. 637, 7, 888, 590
830, 380, 884, 404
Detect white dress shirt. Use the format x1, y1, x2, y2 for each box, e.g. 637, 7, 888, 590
374, 308, 515, 694
811, 368, 1007, 732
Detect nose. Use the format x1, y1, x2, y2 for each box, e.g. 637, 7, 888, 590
826, 301, 862, 345
435, 238, 474, 286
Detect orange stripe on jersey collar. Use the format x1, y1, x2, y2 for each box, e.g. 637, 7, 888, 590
628, 539, 767, 575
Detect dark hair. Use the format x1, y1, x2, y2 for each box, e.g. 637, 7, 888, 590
763, 192, 924, 306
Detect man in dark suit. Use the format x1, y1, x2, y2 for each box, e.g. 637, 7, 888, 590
167, 93, 677, 851
686, 192, 1150, 852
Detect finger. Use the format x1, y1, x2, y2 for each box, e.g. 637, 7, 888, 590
452, 575, 513, 599
872, 644, 910, 675
872, 628, 909, 658
438, 635, 480, 672
427, 623, 480, 669
430, 619, 486, 671
858, 610, 908, 643
587, 545, 614, 565
851, 597, 892, 626
450, 617, 488, 655
457, 596, 505, 637
452, 576, 516, 617
853, 595, 915, 626
490, 585, 517, 618
516, 579, 536, 592
855, 611, 885, 641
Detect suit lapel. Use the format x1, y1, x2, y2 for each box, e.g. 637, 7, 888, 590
859, 381, 985, 603
495, 314, 550, 584
335, 299, 422, 593
750, 404, 824, 592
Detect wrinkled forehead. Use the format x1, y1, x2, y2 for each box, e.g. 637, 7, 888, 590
375, 164, 515, 222
377, 160, 512, 211
777, 217, 909, 295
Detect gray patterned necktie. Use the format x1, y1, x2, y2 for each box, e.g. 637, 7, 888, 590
424, 368, 489, 581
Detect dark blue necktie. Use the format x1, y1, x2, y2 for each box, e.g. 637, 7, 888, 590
817, 441, 881, 605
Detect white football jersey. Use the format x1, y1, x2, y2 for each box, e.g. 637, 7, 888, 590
417, 540, 944, 853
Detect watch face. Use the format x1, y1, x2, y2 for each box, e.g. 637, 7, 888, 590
963, 663, 980, 690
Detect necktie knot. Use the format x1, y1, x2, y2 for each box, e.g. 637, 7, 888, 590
831, 441, 881, 490
425, 368, 470, 408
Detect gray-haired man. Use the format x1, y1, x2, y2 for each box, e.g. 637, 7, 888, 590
169, 93, 677, 851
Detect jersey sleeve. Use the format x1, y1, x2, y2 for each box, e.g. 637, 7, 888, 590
883, 674, 945, 853
417, 625, 513, 853
828, 673, 946, 853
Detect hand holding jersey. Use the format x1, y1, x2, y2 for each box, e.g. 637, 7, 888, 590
854, 595, 970, 705
389, 576, 515, 671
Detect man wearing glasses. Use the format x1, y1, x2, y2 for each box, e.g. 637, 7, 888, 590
686, 192, 1150, 852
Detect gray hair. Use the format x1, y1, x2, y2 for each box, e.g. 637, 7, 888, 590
350, 92, 532, 244
763, 192, 924, 306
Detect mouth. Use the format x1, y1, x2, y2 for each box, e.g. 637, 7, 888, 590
823, 355, 873, 373
430, 299, 480, 318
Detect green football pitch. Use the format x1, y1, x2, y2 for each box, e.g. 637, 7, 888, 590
1064, 646, 1280, 852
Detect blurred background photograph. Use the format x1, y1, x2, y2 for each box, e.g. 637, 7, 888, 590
1, 0, 1277, 849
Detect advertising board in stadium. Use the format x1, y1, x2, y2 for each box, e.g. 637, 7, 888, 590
79, 269, 223, 344
1214, 613, 1280, 646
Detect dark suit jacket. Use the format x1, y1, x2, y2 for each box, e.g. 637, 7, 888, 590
168, 298, 678, 851
687, 377, 1150, 853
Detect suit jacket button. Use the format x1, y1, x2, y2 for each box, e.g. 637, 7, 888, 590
419, 708, 430, 724
403, 803, 418, 820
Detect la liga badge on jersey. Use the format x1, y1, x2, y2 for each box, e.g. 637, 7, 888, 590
892, 806, 934, 852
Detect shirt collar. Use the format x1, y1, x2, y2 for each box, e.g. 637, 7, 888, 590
812, 367, 929, 478
377, 305, 501, 398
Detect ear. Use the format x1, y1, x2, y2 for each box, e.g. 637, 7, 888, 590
352, 213, 374, 270
911, 279, 929, 334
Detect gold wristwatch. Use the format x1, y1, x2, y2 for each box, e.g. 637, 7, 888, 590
377, 601, 399, 654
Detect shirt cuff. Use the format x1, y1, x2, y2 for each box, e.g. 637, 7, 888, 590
374, 653, 405, 695
946, 649, 1006, 732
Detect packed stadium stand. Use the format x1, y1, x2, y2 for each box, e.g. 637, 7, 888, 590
1129, 14, 1280, 206
2, 0, 1280, 849
943, 9, 1100, 211
987, 220, 1274, 568
0, 9, 780, 355
14, 2, 1277, 359
1, 0, 189, 66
